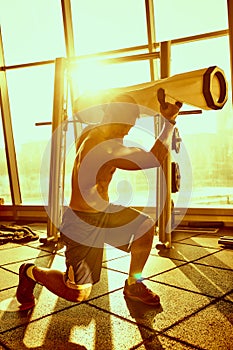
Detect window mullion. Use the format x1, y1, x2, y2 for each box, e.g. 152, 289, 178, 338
0, 29, 21, 205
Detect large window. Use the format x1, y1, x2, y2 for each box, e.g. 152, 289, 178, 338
6, 65, 55, 204
0, 0, 232, 213
153, 0, 232, 209
71, 0, 148, 55
154, 0, 228, 42
0, 0, 65, 205
171, 36, 233, 208
0, 0, 65, 65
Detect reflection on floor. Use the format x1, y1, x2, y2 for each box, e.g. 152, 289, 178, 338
0, 223, 233, 350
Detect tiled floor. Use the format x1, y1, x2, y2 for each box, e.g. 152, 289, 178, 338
0, 223, 233, 350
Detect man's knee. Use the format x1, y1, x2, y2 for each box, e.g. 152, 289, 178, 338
138, 217, 155, 237
64, 285, 92, 303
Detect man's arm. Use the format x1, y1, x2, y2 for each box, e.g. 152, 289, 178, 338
150, 88, 182, 165
107, 90, 182, 170
105, 142, 159, 170
106, 121, 175, 171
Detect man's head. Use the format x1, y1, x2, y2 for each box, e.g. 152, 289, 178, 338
102, 94, 140, 127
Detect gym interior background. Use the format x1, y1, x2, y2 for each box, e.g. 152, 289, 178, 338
0, 0, 233, 229
0, 1, 233, 350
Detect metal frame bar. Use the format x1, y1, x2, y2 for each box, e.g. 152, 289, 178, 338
227, 0, 233, 104
156, 41, 172, 249
2, 29, 228, 72
1, 205, 233, 226
61, 0, 75, 58
0, 28, 21, 206
145, 0, 158, 81
68, 51, 160, 66
45, 57, 67, 242
61, 0, 80, 145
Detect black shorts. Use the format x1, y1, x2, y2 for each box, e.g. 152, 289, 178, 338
60, 204, 154, 286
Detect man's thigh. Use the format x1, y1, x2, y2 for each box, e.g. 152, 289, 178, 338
104, 204, 153, 250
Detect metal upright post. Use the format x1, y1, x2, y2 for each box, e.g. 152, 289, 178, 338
61, 0, 78, 141
156, 41, 172, 249
44, 57, 67, 242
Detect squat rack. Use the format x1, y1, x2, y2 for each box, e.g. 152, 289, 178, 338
40, 47, 176, 247
40, 49, 227, 247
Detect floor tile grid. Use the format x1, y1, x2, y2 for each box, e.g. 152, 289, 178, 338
149, 230, 233, 299
147, 230, 233, 344
0, 226, 232, 350
1, 229, 231, 304
92, 230, 233, 346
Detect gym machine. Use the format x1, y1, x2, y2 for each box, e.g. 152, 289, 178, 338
39, 56, 228, 247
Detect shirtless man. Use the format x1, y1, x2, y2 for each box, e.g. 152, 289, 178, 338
16, 90, 182, 309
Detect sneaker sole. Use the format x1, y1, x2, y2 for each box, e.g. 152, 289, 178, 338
124, 293, 160, 306
18, 298, 37, 311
